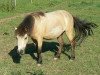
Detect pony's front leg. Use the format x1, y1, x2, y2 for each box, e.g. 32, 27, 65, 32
37, 38, 43, 66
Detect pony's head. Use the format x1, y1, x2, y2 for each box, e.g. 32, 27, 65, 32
16, 33, 28, 55
15, 15, 34, 55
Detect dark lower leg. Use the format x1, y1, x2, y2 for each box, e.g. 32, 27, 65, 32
55, 46, 62, 58
70, 40, 76, 60
55, 36, 64, 58
31, 38, 38, 49
31, 38, 42, 64
37, 38, 43, 64
37, 48, 42, 64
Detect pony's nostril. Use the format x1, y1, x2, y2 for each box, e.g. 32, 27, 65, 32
17, 50, 24, 55
20, 50, 24, 55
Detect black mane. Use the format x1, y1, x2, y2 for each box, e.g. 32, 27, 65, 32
15, 11, 45, 36
15, 15, 34, 36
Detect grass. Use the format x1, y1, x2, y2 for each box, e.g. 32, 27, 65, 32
0, 0, 66, 19
0, 0, 100, 75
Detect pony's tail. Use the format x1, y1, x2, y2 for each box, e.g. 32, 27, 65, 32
73, 16, 97, 45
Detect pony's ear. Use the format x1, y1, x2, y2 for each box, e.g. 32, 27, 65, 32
14, 27, 17, 30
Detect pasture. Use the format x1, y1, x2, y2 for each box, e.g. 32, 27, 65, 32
0, 0, 100, 75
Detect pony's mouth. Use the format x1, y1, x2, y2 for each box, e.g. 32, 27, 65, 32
17, 50, 25, 55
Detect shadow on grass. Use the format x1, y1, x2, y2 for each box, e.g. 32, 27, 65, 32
8, 46, 21, 63
9, 41, 71, 63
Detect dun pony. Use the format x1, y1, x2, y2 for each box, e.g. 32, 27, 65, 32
15, 10, 97, 66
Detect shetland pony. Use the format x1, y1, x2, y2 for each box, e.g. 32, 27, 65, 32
15, 10, 97, 66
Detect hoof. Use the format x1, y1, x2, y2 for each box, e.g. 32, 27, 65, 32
37, 64, 41, 66
54, 58, 58, 60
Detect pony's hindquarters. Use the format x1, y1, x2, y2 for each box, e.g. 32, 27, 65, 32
65, 22, 75, 60
63, 11, 76, 60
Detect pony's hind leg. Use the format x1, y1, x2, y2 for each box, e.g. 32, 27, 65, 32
65, 29, 76, 60
54, 35, 64, 60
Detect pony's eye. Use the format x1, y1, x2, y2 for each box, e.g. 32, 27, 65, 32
25, 37, 27, 39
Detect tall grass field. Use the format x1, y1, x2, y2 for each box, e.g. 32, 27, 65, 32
0, 0, 100, 75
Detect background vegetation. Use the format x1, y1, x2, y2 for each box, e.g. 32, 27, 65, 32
0, 0, 100, 75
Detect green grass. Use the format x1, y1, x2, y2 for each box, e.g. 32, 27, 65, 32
0, 0, 66, 19
0, 0, 100, 75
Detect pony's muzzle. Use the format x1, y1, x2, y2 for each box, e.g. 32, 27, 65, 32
17, 50, 24, 55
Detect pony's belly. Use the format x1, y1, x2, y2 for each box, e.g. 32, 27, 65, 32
44, 27, 64, 39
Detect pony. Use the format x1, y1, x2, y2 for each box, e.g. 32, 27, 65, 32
15, 10, 97, 66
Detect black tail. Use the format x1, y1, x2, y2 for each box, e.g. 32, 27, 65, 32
73, 16, 97, 45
